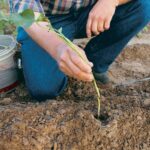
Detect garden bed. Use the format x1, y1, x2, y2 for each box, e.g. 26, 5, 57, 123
0, 31, 150, 149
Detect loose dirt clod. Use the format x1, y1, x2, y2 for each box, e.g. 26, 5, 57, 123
143, 99, 150, 107
0, 98, 12, 105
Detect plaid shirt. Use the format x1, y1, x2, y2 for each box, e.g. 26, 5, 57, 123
9, 0, 96, 15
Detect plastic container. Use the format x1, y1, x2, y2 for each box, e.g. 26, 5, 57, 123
0, 35, 18, 94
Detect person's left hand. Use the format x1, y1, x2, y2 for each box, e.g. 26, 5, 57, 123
86, 0, 119, 38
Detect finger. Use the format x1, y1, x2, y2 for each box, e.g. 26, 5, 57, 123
73, 45, 93, 67
63, 57, 93, 82
61, 67, 73, 77
78, 72, 93, 82
86, 17, 92, 38
98, 18, 105, 32
68, 49, 93, 73
104, 17, 112, 30
91, 18, 99, 35
59, 61, 73, 77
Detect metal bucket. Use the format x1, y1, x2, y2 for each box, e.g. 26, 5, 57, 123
0, 35, 18, 94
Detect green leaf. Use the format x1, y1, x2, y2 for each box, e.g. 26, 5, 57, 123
35, 13, 49, 22
10, 9, 35, 28
19, 9, 35, 28
35, 13, 53, 30
0, 11, 9, 21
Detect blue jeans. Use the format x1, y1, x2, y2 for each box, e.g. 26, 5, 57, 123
17, 0, 150, 100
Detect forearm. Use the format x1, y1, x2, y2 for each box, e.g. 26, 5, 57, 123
25, 22, 64, 60
25, 17, 93, 82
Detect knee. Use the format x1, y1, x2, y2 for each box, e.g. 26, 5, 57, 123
27, 78, 67, 101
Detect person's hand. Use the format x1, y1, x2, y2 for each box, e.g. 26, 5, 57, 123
55, 43, 94, 82
86, 0, 119, 37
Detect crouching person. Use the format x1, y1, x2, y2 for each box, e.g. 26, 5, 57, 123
10, 0, 150, 100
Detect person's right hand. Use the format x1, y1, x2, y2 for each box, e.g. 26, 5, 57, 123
55, 43, 94, 82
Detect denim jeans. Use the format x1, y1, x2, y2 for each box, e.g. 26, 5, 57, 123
17, 0, 150, 100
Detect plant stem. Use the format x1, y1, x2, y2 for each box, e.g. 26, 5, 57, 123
57, 31, 101, 117
36, 21, 101, 117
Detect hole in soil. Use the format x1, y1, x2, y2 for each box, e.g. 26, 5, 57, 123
95, 113, 112, 126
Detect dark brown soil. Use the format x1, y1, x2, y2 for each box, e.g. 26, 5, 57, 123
0, 43, 150, 150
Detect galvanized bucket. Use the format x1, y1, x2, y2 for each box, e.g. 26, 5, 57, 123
0, 35, 18, 94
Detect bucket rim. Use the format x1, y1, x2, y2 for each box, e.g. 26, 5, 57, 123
0, 35, 16, 58
0, 49, 16, 62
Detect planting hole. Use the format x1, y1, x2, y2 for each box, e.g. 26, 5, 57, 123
95, 113, 112, 126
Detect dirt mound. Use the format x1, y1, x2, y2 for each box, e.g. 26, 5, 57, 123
0, 80, 150, 150
109, 44, 150, 84
0, 44, 150, 150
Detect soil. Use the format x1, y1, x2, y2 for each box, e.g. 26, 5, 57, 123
0, 31, 150, 149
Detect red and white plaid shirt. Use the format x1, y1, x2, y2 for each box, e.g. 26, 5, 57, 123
9, 0, 96, 15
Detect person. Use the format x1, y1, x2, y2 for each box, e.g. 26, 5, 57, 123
10, 0, 150, 100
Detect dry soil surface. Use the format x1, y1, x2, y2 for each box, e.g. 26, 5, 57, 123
0, 33, 150, 150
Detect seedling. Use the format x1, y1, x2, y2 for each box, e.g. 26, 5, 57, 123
0, 3, 101, 117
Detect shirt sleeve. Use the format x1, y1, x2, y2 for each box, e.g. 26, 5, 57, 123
8, 0, 44, 14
